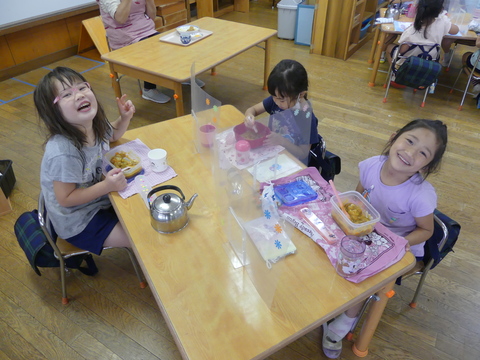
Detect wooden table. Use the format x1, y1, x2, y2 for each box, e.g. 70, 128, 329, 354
368, 13, 477, 86
101, 17, 277, 117
109, 105, 416, 360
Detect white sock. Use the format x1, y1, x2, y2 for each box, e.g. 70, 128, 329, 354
327, 313, 357, 342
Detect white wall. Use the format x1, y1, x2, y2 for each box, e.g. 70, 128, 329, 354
0, 0, 96, 28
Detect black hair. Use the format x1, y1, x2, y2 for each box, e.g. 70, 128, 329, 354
382, 119, 448, 180
414, 0, 445, 38
267, 59, 309, 101
34, 67, 110, 158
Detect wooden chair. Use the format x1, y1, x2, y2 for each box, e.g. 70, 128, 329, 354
449, 50, 480, 110
38, 193, 147, 305
78, 16, 111, 57
78, 16, 143, 95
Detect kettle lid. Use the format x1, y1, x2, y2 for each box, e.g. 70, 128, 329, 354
152, 193, 182, 213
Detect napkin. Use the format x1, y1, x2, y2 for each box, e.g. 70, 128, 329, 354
103, 139, 177, 199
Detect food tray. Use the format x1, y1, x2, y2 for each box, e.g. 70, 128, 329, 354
159, 29, 213, 46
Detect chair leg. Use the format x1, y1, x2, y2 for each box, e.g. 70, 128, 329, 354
123, 248, 147, 288
450, 67, 464, 94
459, 68, 477, 111
409, 259, 434, 308
137, 79, 143, 96
346, 294, 380, 341
383, 69, 394, 103
58, 257, 69, 305
421, 87, 429, 107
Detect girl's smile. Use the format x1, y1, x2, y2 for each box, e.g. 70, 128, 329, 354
386, 127, 438, 179
54, 80, 98, 128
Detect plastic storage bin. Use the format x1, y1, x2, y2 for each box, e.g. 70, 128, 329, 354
0, 160, 16, 198
277, 0, 304, 40
360, 22, 371, 40
330, 191, 380, 237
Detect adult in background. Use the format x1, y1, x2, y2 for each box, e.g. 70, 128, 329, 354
97, 0, 171, 104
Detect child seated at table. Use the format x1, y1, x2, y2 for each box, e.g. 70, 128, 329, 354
243, 59, 323, 165
386, 0, 459, 87
322, 119, 448, 359
34, 66, 135, 255
461, 34, 480, 98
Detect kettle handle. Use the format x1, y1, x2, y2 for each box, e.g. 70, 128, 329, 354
147, 185, 185, 208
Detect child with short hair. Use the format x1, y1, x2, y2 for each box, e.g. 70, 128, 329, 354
322, 119, 448, 358
34, 66, 135, 255
243, 59, 322, 164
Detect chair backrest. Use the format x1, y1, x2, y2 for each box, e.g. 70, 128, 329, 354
38, 193, 63, 257
423, 209, 461, 270
308, 139, 341, 182
77, 16, 110, 56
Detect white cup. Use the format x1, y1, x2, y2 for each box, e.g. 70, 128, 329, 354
148, 149, 168, 172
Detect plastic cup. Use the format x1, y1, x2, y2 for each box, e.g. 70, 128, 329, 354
199, 124, 216, 148
335, 235, 366, 278
235, 140, 251, 165
148, 149, 168, 172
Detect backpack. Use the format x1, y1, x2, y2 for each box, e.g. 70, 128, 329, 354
14, 210, 98, 276
308, 139, 341, 182
423, 209, 461, 270
395, 56, 442, 89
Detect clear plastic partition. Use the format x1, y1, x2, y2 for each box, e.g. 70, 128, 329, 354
447, 0, 475, 34
220, 175, 296, 307
191, 64, 222, 161
266, 99, 313, 166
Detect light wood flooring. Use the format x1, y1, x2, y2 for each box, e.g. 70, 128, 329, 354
1, 1, 480, 359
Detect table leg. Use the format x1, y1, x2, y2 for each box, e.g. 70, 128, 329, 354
352, 280, 395, 357
368, 31, 386, 87
211, 66, 217, 76
108, 63, 122, 98
174, 82, 185, 117
263, 38, 272, 90
368, 27, 381, 64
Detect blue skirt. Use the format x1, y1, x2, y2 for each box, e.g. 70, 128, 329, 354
66, 207, 118, 255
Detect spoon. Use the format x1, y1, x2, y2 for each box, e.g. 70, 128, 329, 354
246, 115, 258, 133
328, 180, 350, 219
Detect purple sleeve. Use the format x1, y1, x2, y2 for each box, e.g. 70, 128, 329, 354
411, 183, 437, 218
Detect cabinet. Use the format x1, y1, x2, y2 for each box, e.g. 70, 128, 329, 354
311, 0, 387, 60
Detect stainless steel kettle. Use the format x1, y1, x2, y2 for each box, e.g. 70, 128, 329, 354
148, 185, 198, 234
385, 3, 401, 20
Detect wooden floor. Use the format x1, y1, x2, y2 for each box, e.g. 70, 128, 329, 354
1, 2, 480, 359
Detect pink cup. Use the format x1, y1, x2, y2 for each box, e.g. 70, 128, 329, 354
199, 124, 216, 148
235, 140, 251, 165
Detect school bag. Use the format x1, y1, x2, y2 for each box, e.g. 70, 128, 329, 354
394, 43, 442, 89
14, 210, 98, 276
308, 139, 341, 182
423, 209, 461, 270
